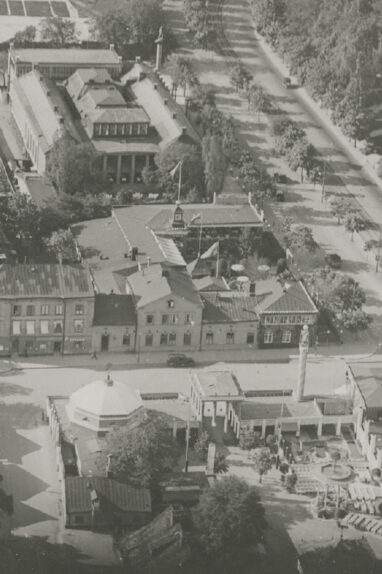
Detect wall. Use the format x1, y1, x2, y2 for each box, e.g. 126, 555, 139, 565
201, 320, 258, 350
92, 325, 136, 353
136, 294, 203, 353
257, 317, 317, 349
64, 297, 94, 354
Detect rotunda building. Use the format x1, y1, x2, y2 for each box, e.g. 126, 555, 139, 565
66, 373, 145, 432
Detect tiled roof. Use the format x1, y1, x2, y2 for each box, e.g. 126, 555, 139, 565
66, 68, 115, 100
93, 294, 136, 325
127, 264, 202, 308
201, 293, 259, 322
65, 476, 151, 514
0, 264, 94, 298
15, 173, 58, 207
193, 371, 242, 398
148, 203, 262, 231
348, 363, 382, 409
80, 87, 127, 109
90, 106, 150, 124
255, 279, 317, 314
11, 47, 121, 66
92, 139, 159, 154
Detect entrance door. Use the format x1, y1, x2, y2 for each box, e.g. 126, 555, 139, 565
101, 334, 109, 352
54, 341, 62, 353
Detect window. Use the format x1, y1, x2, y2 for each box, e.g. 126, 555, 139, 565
13, 305, 21, 316
74, 319, 84, 333
184, 332, 191, 345
145, 333, 153, 346
264, 316, 275, 324
162, 314, 169, 325
169, 332, 176, 345
146, 315, 154, 325
53, 320, 63, 334
26, 305, 35, 316
160, 333, 168, 346
168, 300, 175, 308
226, 331, 235, 344
171, 314, 178, 324
40, 320, 49, 335
26, 321, 35, 335
41, 305, 49, 316
280, 316, 288, 324
110, 123, 117, 136
247, 332, 255, 344
75, 304, 84, 315
39, 343, 48, 351
73, 340, 84, 350
282, 330, 292, 344
185, 313, 193, 325
12, 321, 21, 335
122, 334, 130, 346
264, 330, 273, 344
132, 123, 139, 135
206, 331, 214, 345
55, 304, 63, 315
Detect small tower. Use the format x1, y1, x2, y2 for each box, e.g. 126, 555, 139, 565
295, 324, 309, 402
172, 200, 185, 229
155, 26, 164, 71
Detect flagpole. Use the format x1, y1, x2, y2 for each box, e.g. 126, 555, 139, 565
177, 161, 182, 203
198, 219, 203, 258
215, 241, 219, 278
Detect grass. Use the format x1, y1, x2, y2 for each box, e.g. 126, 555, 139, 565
70, 0, 126, 17
51, 1, 70, 17
8, 0, 25, 15
24, 1, 53, 17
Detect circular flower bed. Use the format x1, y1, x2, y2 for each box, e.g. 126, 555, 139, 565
321, 462, 352, 481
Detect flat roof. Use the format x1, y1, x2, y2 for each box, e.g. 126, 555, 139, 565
11, 47, 121, 66
192, 371, 242, 399
347, 362, 382, 409
240, 396, 321, 421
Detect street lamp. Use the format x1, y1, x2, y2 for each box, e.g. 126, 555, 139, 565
326, 329, 331, 346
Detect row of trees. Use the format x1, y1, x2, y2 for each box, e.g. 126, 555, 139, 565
250, 0, 382, 150
272, 118, 316, 182
184, 0, 209, 47
329, 196, 366, 241
12, 17, 78, 45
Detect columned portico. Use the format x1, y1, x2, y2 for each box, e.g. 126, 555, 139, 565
102, 153, 152, 185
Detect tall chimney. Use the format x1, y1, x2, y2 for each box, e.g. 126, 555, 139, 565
155, 26, 164, 71
295, 324, 309, 401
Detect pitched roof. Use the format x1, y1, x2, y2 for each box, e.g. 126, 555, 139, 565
90, 106, 149, 124
11, 47, 121, 66
66, 68, 114, 100
65, 476, 151, 514
255, 279, 317, 314
0, 264, 94, 298
201, 293, 259, 322
127, 264, 202, 308
348, 363, 382, 409
193, 275, 230, 292
93, 294, 136, 325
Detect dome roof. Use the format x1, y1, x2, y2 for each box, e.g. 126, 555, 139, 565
70, 374, 143, 419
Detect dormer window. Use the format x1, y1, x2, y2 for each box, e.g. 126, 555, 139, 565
168, 300, 175, 308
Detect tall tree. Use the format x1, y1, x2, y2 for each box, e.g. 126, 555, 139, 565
40, 17, 78, 44
286, 138, 316, 181
165, 54, 198, 99
90, 9, 131, 50
202, 133, 227, 200
343, 212, 365, 240
247, 83, 271, 119
251, 447, 273, 483
13, 25, 37, 45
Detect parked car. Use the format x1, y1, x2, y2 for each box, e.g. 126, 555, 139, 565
325, 253, 342, 269
166, 354, 195, 367
273, 172, 289, 184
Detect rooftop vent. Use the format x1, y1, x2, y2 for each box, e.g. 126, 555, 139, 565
153, 84, 158, 90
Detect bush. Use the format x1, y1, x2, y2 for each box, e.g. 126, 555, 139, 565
325, 253, 342, 269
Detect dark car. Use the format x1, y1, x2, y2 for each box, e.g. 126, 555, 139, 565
166, 354, 195, 368
273, 172, 289, 184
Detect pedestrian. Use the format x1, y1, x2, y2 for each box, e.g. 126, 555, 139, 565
91, 350, 98, 360
276, 454, 280, 469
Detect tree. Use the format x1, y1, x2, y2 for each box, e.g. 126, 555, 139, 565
184, 0, 209, 48
105, 412, 181, 489
229, 63, 252, 92
247, 83, 271, 119
47, 229, 79, 263
202, 133, 227, 199
329, 448, 341, 471
337, 309, 372, 333
343, 212, 365, 240
13, 25, 37, 45
284, 224, 317, 252
194, 430, 209, 460
274, 122, 305, 156
40, 17, 78, 44
155, 142, 205, 200
214, 453, 229, 474
47, 135, 101, 196
329, 196, 352, 224
285, 471, 298, 491
250, 447, 273, 483
300, 539, 381, 574
286, 138, 316, 181
239, 429, 262, 450
90, 9, 131, 50
166, 54, 198, 99
332, 276, 366, 311
194, 476, 266, 558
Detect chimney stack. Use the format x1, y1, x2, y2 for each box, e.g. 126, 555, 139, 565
295, 325, 309, 401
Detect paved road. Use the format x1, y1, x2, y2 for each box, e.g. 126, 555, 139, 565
164, 0, 382, 344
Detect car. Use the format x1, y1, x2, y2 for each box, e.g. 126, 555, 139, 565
166, 354, 195, 367
283, 77, 292, 88
273, 172, 289, 184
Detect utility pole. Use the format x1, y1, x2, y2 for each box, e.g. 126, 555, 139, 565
376, 226, 381, 273
321, 161, 327, 204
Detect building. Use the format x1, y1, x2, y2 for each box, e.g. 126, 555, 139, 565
92, 293, 137, 353
10, 70, 84, 174
64, 476, 151, 529
0, 264, 94, 356
8, 45, 122, 81
0, 479, 13, 539
347, 362, 382, 469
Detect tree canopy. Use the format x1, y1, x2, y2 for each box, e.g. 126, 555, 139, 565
40, 17, 78, 44
105, 411, 181, 489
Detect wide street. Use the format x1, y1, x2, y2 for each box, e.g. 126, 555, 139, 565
164, 0, 382, 343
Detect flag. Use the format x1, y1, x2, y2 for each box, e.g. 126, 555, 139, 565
169, 160, 182, 178
200, 241, 219, 260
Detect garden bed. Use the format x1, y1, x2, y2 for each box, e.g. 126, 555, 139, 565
8, 1, 25, 15
25, 1, 53, 16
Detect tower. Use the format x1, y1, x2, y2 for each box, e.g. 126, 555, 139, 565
295, 324, 309, 402
172, 200, 185, 229
155, 26, 164, 71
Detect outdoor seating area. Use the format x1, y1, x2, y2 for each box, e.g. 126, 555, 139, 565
341, 513, 382, 536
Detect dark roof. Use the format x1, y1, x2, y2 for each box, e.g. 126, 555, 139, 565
0, 264, 94, 298
65, 476, 151, 514
201, 293, 259, 323
193, 275, 230, 292
348, 363, 382, 409
256, 279, 317, 314
93, 294, 136, 325
240, 402, 292, 421
160, 471, 210, 490
11, 47, 121, 66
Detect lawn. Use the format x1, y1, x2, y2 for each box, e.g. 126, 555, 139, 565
8, 0, 25, 15
70, 0, 126, 17
24, 1, 53, 17
51, 1, 70, 17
